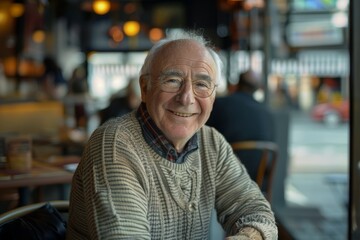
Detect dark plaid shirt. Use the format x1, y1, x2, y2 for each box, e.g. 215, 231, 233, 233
136, 102, 198, 163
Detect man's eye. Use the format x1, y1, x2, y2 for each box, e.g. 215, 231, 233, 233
163, 78, 182, 86
194, 80, 211, 89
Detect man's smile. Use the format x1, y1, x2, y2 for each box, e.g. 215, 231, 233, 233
169, 110, 195, 117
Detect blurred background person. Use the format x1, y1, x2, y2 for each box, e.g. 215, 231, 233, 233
38, 56, 67, 100
67, 63, 89, 128
67, 63, 88, 96
98, 77, 141, 125
207, 70, 276, 182
0, 62, 8, 98
268, 75, 293, 110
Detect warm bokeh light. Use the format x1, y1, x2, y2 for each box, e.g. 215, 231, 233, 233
109, 25, 124, 42
243, 0, 264, 11
123, 21, 140, 37
32, 29, 46, 43
3, 57, 43, 77
3, 57, 17, 77
9, 3, 25, 18
92, 0, 111, 15
149, 28, 164, 43
0, 10, 8, 26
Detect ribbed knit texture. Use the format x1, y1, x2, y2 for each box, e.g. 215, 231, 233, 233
66, 112, 277, 239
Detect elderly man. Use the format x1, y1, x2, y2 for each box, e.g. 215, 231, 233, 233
67, 30, 277, 239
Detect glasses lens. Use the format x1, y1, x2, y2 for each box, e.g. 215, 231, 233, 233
161, 79, 182, 93
193, 80, 215, 98
160, 79, 216, 98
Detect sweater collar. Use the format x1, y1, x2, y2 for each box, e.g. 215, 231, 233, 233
136, 102, 198, 163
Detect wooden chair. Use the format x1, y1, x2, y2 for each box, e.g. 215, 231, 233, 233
231, 141, 278, 201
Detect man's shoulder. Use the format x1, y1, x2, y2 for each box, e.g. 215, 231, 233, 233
92, 112, 138, 138
200, 125, 226, 143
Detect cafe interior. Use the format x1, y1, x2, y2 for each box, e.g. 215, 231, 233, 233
0, 0, 359, 239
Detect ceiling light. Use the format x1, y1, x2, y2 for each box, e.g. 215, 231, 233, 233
93, 0, 111, 15
10, 3, 25, 18
123, 21, 140, 37
32, 29, 46, 43
149, 28, 164, 42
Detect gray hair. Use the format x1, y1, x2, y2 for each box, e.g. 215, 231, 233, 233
140, 30, 224, 85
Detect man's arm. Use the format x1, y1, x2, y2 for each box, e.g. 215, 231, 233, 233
80, 126, 151, 239
214, 136, 278, 240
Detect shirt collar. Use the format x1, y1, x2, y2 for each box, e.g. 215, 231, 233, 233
136, 102, 198, 162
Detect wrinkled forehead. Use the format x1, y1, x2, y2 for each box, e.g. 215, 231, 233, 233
152, 40, 217, 76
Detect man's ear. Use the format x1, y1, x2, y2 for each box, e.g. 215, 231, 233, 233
139, 76, 148, 102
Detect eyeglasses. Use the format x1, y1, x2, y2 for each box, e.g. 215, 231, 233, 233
159, 77, 217, 98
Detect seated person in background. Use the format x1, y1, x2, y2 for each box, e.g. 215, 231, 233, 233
68, 63, 88, 95
207, 70, 276, 188
67, 63, 89, 128
67, 30, 277, 240
39, 56, 67, 100
98, 77, 141, 125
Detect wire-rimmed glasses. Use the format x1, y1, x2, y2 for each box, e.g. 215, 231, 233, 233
142, 73, 217, 98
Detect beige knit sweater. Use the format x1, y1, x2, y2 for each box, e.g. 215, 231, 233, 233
67, 112, 277, 239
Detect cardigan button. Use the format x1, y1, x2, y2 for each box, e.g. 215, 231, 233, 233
188, 202, 197, 212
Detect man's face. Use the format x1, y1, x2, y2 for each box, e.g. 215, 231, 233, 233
140, 40, 217, 152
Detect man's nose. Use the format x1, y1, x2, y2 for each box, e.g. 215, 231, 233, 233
177, 81, 195, 105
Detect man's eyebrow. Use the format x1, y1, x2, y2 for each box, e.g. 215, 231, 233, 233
159, 70, 213, 82
159, 70, 184, 78
194, 73, 213, 82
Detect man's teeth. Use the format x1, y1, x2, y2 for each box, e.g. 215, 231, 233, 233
173, 112, 192, 117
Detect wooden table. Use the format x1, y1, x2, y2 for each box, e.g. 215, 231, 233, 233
0, 156, 80, 206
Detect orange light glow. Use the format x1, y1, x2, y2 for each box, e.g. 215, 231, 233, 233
10, 3, 25, 18
109, 25, 124, 42
32, 30, 46, 43
149, 28, 164, 43
243, 0, 264, 10
123, 21, 140, 37
92, 0, 111, 15
0, 10, 8, 26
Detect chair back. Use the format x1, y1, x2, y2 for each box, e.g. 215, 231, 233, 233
231, 141, 278, 201
0, 200, 69, 240
0, 200, 69, 224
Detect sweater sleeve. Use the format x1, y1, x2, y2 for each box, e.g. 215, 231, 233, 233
213, 131, 278, 240
79, 123, 151, 239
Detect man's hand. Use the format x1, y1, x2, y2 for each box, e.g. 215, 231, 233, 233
225, 227, 263, 240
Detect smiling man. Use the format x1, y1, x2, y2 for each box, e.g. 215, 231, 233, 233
140, 38, 217, 153
67, 30, 277, 240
